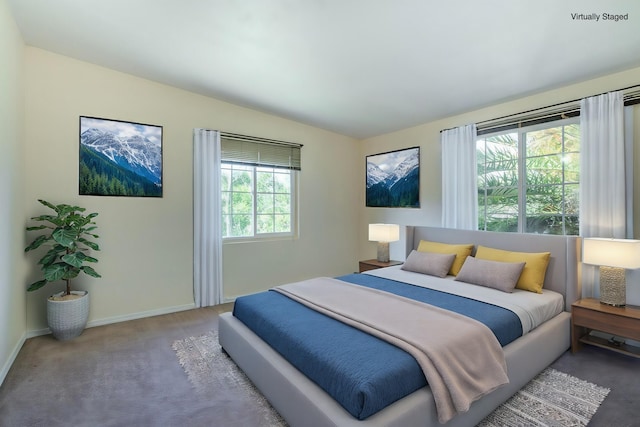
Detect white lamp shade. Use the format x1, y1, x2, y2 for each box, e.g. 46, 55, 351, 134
368, 224, 400, 242
583, 238, 640, 269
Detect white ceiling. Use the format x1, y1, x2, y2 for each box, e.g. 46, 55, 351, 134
9, 0, 640, 139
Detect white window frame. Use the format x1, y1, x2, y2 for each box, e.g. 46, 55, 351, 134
221, 163, 298, 242
477, 117, 580, 235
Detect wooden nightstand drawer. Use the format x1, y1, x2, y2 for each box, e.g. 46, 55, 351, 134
571, 298, 640, 357
573, 305, 640, 340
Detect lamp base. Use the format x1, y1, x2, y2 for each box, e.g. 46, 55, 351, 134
376, 242, 390, 263
599, 266, 626, 307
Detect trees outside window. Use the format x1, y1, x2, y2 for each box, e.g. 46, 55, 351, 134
477, 120, 580, 235
221, 164, 295, 239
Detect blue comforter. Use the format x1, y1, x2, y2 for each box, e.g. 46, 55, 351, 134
232, 274, 522, 420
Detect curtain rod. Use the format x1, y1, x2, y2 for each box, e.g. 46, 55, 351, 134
440, 83, 640, 134
220, 131, 303, 148
477, 84, 640, 127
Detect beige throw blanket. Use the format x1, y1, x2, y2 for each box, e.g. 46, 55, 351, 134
274, 277, 509, 424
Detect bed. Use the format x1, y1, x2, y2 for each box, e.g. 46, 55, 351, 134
219, 226, 581, 426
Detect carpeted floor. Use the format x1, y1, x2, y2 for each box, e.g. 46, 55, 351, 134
0, 304, 638, 427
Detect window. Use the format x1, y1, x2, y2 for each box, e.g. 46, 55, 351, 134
221, 164, 295, 238
219, 133, 301, 240
477, 119, 580, 235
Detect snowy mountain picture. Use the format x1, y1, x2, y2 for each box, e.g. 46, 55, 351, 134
79, 116, 163, 197
366, 147, 419, 207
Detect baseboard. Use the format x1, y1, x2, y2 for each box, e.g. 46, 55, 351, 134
26, 302, 197, 339
0, 332, 27, 387
224, 293, 257, 303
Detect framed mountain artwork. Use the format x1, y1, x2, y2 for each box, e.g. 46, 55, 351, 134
79, 116, 163, 197
366, 146, 420, 208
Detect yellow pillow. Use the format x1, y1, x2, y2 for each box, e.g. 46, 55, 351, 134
474, 246, 550, 293
417, 240, 474, 276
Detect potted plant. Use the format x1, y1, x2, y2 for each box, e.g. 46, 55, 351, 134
25, 199, 101, 340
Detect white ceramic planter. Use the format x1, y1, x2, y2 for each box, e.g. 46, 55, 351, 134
47, 290, 90, 341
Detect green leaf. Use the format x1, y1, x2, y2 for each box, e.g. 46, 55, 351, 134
52, 228, 78, 248
38, 247, 63, 266
81, 265, 101, 278
24, 235, 50, 252
38, 199, 58, 212
26, 225, 49, 231
29, 214, 64, 227
62, 252, 87, 268
68, 213, 89, 228
78, 237, 100, 251
27, 280, 47, 292
63, 269, 80, 280
58, 204, 83, 217
82, 255, 98, 263
43, 263, 70, 282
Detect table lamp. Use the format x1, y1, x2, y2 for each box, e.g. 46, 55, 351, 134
369, 224, 400, 263
582, 237, 640, 306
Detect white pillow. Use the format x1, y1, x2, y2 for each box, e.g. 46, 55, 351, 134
401, 250, 456, 278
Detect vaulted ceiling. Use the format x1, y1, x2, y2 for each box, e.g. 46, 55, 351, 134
9, 0, 640, 138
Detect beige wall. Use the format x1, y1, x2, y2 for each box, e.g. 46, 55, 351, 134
359, 67, 640, 264
0, 0, 26, 384
24, 48, 360, 332
223, 134, 362, 297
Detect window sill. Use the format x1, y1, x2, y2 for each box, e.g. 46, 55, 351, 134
223, 234, 298, 244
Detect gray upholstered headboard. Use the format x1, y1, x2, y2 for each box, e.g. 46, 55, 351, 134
406, 227, 581, 311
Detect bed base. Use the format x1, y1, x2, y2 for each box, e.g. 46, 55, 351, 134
219, 310, 570, 427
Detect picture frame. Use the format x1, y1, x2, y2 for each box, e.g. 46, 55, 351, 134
79, 116, 163, 197
366, 146, 420, 208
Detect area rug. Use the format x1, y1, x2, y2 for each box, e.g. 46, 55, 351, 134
478, 368, 610, 427
172, 330, 287, 427
173, 331, 609, 427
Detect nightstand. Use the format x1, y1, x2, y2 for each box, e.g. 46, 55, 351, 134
358, 259, 403, 273
571, 298, 640, 358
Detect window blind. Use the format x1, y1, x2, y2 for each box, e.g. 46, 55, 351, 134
220, 132, 302, 170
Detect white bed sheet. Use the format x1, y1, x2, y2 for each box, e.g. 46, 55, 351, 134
363, 266, 564, 335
